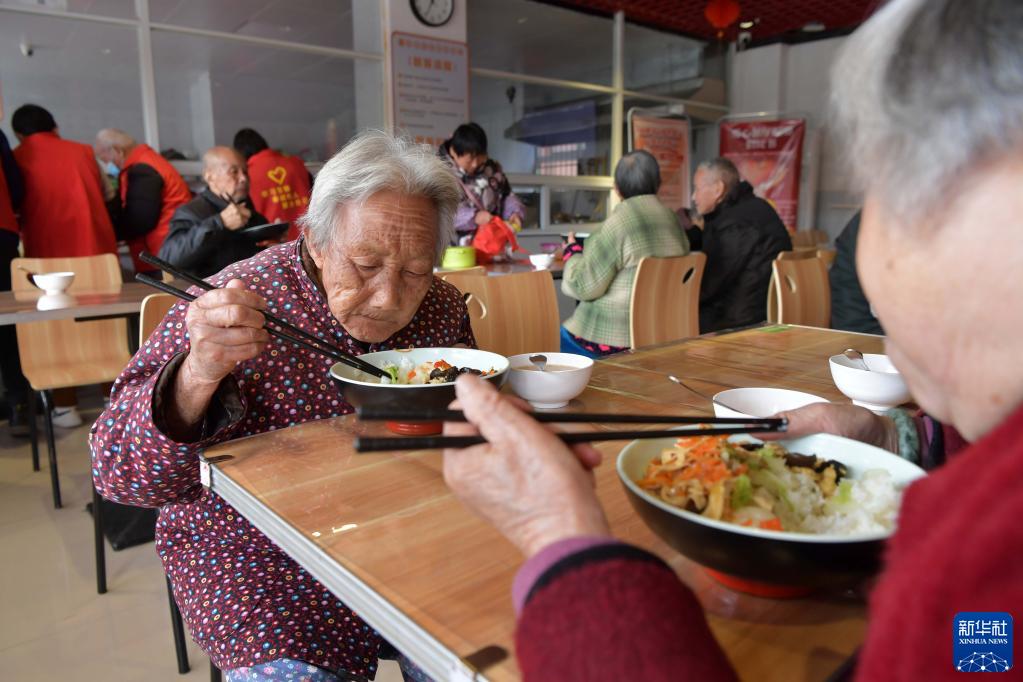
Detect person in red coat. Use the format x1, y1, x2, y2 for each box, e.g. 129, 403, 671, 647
94, 128, 192, 273
440, 3, 1023, 680
11, 104, 117, 259
233, 128, 311, 242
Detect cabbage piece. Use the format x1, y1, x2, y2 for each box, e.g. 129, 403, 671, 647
730, 474, 753, 508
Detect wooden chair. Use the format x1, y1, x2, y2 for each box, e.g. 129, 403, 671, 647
442, 270, 560, 356
140, 293, 178, 342
771, 256, 831, 328
817, 248, 837, 269
790, 228, 828, 248
766, 250, 819, 323
438, 265, 486, 279
629, 253, 706, 349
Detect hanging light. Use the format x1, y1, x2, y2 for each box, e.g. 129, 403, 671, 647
704, 0, 741, 39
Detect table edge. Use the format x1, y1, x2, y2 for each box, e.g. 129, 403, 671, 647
207, 458, 488, 682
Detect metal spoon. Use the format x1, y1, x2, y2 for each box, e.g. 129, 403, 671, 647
17, 265, 41, 290
843, 348, 871, 371
529, 354, 548, 372
667, 375, 744, 415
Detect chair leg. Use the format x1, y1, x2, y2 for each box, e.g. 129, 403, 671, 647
210, 660, 222, 682
167, 578, 190, 674
93, 486, 107, 594
28, 389, 39, 472
39, 390, 61, 509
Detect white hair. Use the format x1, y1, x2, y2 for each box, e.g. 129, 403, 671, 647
95, 128, 135, 152
299, 130, 460, 262
831, 0, 1023, 223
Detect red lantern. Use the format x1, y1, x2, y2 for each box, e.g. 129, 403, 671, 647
704, 0, 741, 38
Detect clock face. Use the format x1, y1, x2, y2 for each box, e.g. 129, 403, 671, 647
411, 0, 454, 27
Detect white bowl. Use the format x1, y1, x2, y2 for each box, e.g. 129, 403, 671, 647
829, 353, 910, 413
32, 271, 75, 295
712, 387, 829, 419
507, 352, 594, 409
529, 253, 555, 269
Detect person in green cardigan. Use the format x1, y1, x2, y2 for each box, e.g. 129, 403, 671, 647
561, 150, 689, 357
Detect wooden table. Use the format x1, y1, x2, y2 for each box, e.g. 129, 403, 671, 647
204, 325, 885, 682
0, 281, 157, 325
437, 260, 564, 280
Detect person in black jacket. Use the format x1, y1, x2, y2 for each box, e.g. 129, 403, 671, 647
691, 158, 792, 332
830, 211, 883, 334
159, 146, 267, 278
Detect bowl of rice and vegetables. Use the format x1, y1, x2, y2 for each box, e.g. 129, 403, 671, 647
618, 432, 926, 596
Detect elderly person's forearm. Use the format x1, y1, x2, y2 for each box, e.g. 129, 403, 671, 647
161, 353, 224, 442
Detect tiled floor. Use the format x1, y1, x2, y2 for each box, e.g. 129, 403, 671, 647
0, 390, 403, 682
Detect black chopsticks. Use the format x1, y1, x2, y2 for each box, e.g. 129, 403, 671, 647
135, 254, 389, 379
356, 406, 785, 427
355, 423, 786, 453
353, 410, 787, 452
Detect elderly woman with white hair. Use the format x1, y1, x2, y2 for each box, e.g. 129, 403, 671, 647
91, 132, 470, 680
439, 1, 1023, 680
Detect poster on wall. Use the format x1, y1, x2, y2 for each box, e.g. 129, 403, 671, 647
391, 32, 469, 149
630, 114, 690, 211
719, 118, 806, 230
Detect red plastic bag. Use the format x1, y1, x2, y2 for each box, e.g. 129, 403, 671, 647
471, 216, 524, 264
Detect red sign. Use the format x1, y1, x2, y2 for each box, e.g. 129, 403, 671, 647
719, 119, 805, 230
632, 115, 690, 211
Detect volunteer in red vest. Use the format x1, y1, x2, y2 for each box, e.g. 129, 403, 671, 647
0, 112, 30, 435
12, 104, 118, 428
11, 104, 117, 259
94, 128, 192, 273
233, 128, 311, 241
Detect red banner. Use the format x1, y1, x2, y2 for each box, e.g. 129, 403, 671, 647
719, 119, 805, 230
631, 115, 690, 211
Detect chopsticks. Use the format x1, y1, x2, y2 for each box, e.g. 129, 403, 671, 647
353, 410, 787, 452
135, 255, 389, 379
355, 423, 786, 453
356, 406, 785, 427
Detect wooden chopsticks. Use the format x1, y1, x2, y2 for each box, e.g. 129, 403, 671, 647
353, 410, 787, 452
135, 254, 389, 379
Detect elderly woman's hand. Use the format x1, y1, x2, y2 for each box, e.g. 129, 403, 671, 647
183, 279, 270, 386
443, 375, 612, 558
759, 402, 899, 454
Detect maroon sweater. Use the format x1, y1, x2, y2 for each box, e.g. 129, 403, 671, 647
516, 403, 1023, 681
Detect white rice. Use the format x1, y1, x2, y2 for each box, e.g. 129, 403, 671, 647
803, 469, 899, 535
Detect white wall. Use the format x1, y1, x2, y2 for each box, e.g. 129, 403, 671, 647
728, 37, 860, 240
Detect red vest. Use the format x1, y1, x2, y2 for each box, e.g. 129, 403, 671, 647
0, 160, 17, 236
247, 149, 311, 241
120, 143, 191, 250
13, 132, 117, 258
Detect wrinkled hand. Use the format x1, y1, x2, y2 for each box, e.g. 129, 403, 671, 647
443, 375, 611, 558
474, 210, 494, 226
220, 202, 252, 230
566, 231, 578, 245
183, 279, 269, 387
760, 402, 899, 454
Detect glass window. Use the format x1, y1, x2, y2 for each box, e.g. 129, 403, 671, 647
551, 189, 608, 226
148, 0, 369, 52
471, 76, 611, 177
151, 29, 382, 161
624, 22, 704, 94
468, 0, 612, 85
0, 12, 143, 145
0, 0, 135, 20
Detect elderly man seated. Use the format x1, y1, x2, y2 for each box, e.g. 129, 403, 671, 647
91, 132, 472, 680
560, 150, 689, 357
159, 146, 269, 278
691, 157, 791, 332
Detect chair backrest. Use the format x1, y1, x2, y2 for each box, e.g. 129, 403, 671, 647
140, 293, 178, 345
439, 266, 486, 280
12, 254, 131, 385
817, 248, 837, 269
629, 253, 706, 349
771, 256, 831, 328
790, 228, 828, 248
442, 270, 560, 356
767, 249, 820, 322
